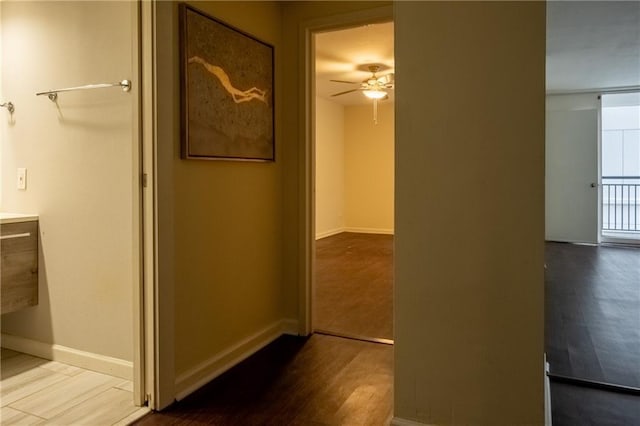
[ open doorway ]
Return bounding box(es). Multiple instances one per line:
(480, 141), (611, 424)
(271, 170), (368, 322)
(0, 2), (148, 422)
(600, 92), (640, 244)
(312, 22), (394, 344)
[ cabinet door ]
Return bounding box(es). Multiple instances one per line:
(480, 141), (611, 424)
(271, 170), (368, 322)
(1, 221), (38, 314)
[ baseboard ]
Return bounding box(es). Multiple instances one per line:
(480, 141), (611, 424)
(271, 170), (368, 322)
(343, 227), (394, 235)
(280, 318), (300, 336)
(174, 318), (297, 401)
(391, 417), (429, 426)
(315, 228), (344, 240)
(316, 227), (395, 240)
(0, 333), (133, 380)
(545, 238), (597, 246)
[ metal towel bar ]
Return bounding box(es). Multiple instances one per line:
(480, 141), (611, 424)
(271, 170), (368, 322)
(1, 233), (31, 240)
(36, 79), (132, 102)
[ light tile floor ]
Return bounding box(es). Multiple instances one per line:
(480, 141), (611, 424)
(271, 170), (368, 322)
(1, 348), (149, 425)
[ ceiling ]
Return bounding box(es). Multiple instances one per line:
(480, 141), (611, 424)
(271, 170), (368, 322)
(315, 2), (640, 103)
(315, 22), (394, 106)
(546, 1), (640, 93)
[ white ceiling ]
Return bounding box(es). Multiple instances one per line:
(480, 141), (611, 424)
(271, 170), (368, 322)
(314, 2), (640, 103)
(546, 1), (640, 92)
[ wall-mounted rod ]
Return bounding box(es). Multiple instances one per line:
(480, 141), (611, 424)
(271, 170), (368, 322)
(1, 101), (15, 113)
(36, 79), (131, 102)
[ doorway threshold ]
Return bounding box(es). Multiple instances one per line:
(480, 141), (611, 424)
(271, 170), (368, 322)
(314, 329), (394, 346)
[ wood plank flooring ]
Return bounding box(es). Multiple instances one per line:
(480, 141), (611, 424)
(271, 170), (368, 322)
(315, 232), (393, 340)
(545, 242), (640, 425)
(545, 242), (640, 387)
(133, 334), (393, 425)
(0, 348), (148, 425)
(551, 382), (640, 426)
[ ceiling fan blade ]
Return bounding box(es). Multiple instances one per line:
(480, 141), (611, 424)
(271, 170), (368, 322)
(378, 73), (395, 84)
(331, 88), (360, 97)
(330, 79), (358, 84)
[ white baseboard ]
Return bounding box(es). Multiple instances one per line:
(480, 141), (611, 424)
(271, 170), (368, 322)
(174, 318), (298, 401)
(316, 227), (394, 240)
(391, 417), (429, 426)
(280, 318), (300, 336)
(0, 333), (133, 380)
(545, 354), (552, 426)
(315, 228), (344, 240)
(344, 227), (394, 235)
(545, 238), (597, 246)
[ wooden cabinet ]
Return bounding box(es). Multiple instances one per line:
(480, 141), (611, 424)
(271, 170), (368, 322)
(1, 220), (39, 314)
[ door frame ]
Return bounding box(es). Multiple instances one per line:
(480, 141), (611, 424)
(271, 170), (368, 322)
(139, 0), (177, 410)
(297, 6), (393, 335)
(131, 0), (145, 406)
(134, 0), (162, 408)
(132, 0), (160, 407)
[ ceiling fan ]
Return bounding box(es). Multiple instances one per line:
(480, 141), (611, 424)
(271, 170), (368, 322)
(330, 65), (394, 100)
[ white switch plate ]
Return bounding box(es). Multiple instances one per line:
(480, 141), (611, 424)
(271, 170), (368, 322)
(17, 168), (27, 190)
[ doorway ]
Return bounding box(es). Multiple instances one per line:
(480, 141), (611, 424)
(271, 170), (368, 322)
(600, 92), (640, 243)
(0, 1), (148, 422)
(545, 93), (640, 423)
(311, 22), (395, 344)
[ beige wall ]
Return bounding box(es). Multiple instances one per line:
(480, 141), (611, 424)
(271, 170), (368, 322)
(344, 102), (394, 233)
(394, 2), (545, 424)
(315, 99), (393, 238)
(1, 1), (135, 363)
(315, 96), (345, 238)
(155, 1), (286, 386)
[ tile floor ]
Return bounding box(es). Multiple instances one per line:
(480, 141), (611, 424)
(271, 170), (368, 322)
(1, 348), (149, 425)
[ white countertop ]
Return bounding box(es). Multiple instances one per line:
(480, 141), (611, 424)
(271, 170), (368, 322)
(1, 212), (39, 224)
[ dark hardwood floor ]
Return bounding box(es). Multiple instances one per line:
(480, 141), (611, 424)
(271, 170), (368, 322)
(546, 241), (640, 425)
(133, 334), (393, 425)
(551, 382), (640, 426)
(314, 232), (393, 341)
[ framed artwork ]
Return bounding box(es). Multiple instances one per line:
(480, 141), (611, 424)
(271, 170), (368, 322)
(179, 4), (275, 161)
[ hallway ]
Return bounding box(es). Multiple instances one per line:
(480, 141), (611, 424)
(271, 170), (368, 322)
(134, 334), (392, 425)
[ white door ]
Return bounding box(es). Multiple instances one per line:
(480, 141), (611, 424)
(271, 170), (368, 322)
(545, 95), (599, 243)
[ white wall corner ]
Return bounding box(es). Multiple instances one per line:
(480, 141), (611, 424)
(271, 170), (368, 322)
(391, 417), (430, 426)
(315, 228), (345, 240)
(174, 319), (297, 401)
(0, 333), (133, 380)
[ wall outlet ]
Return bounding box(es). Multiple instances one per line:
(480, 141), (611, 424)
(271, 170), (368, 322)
(17, 168), (27, 190)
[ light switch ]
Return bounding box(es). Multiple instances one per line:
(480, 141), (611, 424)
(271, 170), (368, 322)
(17, 168), (27, 190)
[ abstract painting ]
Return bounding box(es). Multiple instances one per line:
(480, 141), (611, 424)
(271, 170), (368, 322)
(180, 4), (274, 161)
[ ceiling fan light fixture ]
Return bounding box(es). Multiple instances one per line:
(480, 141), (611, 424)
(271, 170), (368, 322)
(363, 89), (387, 99)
